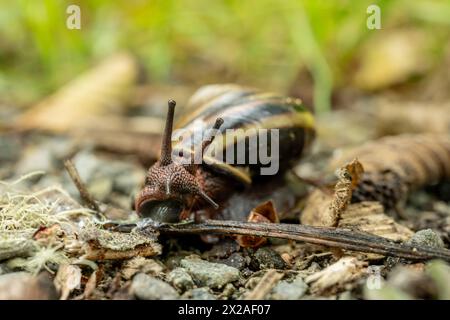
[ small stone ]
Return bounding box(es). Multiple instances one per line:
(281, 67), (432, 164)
(0, 272), (58, 300)
(271, 277), (308, 300)
(204, 240), (240, 259)
(220, 283), (236, 299)
(0, 134), (20, 162)
(387, 265), (435, 299)
(220, 253), (248, 270)
(183, 287), (217, 300)
(88, 178), (113, 202)
(167, 268), (194, 292)
(251, 247), (286, 270)
(407, 229), (444, 249)
(245, 276), (262, 290)
(426, 260), (450, 299)
(71, 151), (100, 182)
(0, 237), (36, 261)
(364, 284), (414, 300)
(130, 273), (179, 300)
(16, 147), (53, 175)
(241, 268), (253, 278)
(180, 257), (240, 289)
(114, 169), (145, 195)
(69, 151), (144, 202)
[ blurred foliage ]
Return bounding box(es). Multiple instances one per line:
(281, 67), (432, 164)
(0, 0), (449, 111)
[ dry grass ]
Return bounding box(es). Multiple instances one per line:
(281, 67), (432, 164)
(0, 171), (94, 274)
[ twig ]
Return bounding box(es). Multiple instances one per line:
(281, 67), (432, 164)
(244, 269), (283, 300)
(63, 159), (102, 219)
(153, 219), (450, 262)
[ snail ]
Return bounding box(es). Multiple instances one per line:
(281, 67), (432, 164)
(135, 84), (316, 225)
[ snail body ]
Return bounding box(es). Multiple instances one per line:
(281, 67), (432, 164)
(135, 84), (315, 223)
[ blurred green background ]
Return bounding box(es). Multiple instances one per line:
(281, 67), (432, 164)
(0, 0), (449, 112)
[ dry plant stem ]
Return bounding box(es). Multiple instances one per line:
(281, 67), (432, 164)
(244, 269), (283, 300)
(63, 159), (102, 218)
(155, 220), (450, 262)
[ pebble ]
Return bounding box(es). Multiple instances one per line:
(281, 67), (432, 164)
(68, 150), (144, 202)
(180, 257), (240, 289)
(16, 147), (53, 175)
(220, 283), (236, 298)
(251, 247), (287, 270)
(220, 252), (248, 270)
(0, 272), (58, 300)
(407, 229), (444, 248)
(0, 135), (21, 163)
(270, 277), (308, 300)
(167, 268), (195, 292)
(130, 273), (179, 300)
(183, 287), (217, 300)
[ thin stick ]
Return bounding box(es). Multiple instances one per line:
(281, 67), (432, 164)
(63, 159), (102, 218)
(244, 269), (283, 300)
(153, 219), (450, 262)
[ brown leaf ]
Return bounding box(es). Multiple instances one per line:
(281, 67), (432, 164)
(375, 101), (450, 136)
(16, 52), (139, 133)
(353, 29), (433, 91)
(237, 201), (279, 248)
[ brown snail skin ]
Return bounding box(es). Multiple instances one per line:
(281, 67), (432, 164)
(135, 84), (316, 225)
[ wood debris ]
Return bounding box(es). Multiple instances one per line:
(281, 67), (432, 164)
(80, 227), (162, 261)
(329, 134), (450, 212)
(244, 269), (284, 300)
(305, 256), (367, 295)
(301, 159), (365, 228)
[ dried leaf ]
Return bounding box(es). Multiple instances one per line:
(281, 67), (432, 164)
(237, 201), (279, 248)
(375, 101), (450, 136)
(54, 264), (82, 300)
(353, 29), (433, 90)
(17, 53), (139, 133)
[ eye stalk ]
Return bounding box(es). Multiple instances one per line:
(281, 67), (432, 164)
(160, 99), (176, 166)
(135, 99), (223, 222)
